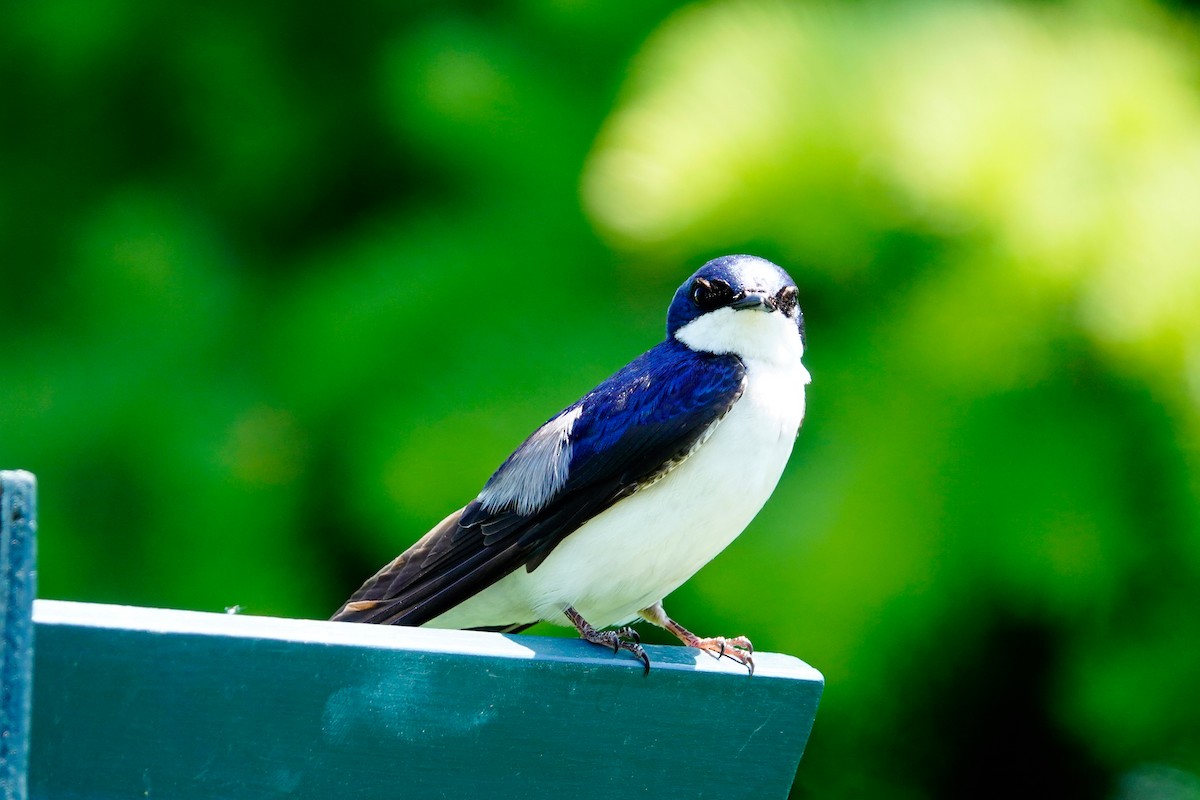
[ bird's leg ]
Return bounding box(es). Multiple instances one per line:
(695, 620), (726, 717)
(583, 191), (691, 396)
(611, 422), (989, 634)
(563, 605), (650, 675)
(640, 602), (755, 676)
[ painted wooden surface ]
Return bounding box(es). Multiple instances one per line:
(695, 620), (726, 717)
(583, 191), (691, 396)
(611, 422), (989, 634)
(30, 600), (822, 799)
(1, 471), (36, 800)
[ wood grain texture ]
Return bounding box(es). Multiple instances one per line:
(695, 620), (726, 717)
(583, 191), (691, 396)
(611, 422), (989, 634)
(1, 471), (37, 800)
(30, 600), (822, 799)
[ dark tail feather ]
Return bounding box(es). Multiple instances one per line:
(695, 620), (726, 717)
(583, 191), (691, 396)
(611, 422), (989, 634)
(330, 506), (467, 624)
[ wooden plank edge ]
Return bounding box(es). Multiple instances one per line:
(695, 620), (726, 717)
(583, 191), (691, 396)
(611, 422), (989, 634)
(33, 598), (824, 683)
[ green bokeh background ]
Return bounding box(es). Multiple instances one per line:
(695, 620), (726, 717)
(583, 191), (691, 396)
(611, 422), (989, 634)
(4, 1), (1200, 797)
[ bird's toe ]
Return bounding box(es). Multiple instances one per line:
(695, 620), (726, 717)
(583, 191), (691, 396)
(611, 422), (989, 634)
(690, 635), (754, 675)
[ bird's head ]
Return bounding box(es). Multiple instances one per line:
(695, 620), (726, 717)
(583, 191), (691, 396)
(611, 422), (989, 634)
(667, 255), (806, 366)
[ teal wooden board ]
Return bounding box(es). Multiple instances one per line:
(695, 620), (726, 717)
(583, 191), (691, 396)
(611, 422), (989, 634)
(30, 600), (822, 799)
(1, 471), (37, 800)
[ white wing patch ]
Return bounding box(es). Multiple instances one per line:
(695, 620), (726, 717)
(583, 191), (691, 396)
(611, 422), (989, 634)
(477, 405), (584, 515)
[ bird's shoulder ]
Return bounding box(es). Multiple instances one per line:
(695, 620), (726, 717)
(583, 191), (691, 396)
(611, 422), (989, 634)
(566, 340), (747, 465)
(477, 340), (746, 513)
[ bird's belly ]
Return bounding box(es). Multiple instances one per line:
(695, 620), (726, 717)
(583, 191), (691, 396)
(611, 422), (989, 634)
(426, 362), (806, 631)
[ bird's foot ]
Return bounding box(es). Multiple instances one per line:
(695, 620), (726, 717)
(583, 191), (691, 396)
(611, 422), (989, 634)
(680, 634), (755, 676)
(564, 606), (650, 675)
(639, 602), (754, 676)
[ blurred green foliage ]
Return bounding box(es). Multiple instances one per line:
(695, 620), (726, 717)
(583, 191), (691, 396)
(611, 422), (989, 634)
(3, 0), (1200, 797)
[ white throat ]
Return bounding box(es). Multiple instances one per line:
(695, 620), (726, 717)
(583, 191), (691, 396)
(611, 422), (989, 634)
(674, 307), (809, 377)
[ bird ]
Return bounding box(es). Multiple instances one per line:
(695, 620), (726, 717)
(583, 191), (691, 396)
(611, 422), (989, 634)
(332, 254), (811, 675)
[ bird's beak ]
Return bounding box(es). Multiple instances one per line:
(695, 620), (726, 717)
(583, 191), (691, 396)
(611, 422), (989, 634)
(729, 292), (776, 312)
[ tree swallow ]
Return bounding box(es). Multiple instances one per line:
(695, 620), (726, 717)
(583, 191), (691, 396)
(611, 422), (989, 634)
(333, 254), (811, 674)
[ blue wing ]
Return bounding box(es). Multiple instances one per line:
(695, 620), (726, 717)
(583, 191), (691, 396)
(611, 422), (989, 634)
(332, 340), (747, 627)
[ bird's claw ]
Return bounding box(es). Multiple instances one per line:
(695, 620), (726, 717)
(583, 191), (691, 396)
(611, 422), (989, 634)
(638, 604), (756, 677)
(589, 627), (649, 674)
(689, 635), (755, 676)
(565, 607), (651, 675)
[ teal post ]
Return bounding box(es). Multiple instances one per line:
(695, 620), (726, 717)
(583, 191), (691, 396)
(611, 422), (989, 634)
(0, 471), (37, 800)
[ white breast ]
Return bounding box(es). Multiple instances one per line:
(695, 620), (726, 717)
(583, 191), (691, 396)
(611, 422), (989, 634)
(427, 341), (810, 631)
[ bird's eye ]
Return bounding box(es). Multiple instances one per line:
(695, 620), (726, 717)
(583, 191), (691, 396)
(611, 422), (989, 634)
(775, 285), (798, 316)
(690, 277), (734, 311)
